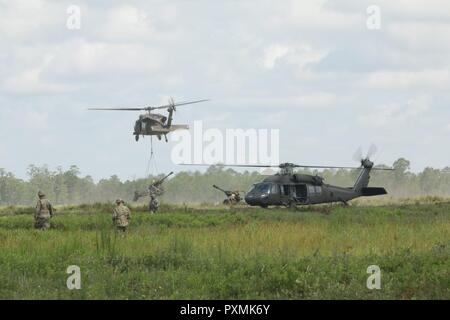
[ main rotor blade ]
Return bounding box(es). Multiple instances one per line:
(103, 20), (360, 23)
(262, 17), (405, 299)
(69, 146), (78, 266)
(367, 143), (378, 159)
(88, 108), (146, 111)
(180, 163), (394, 171)
(182, 163), (359, 170)
(294, 165), (394, 171)
(151, 99), (210, 110)
(293, 165), (362, 170)
(179, 163), (274, 168)
(353, 147), (363, 162)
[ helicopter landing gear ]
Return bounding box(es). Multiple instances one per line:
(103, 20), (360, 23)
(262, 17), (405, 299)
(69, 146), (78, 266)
(135, 135), (139, 142)
(157, 135), (162, 141)
(164, 134), (168, 142)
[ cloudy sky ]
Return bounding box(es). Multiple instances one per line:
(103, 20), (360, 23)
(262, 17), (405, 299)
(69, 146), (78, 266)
(0, 0), (449, 180)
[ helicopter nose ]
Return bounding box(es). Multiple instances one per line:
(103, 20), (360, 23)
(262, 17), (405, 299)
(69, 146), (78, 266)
(245, 193), (259, 206)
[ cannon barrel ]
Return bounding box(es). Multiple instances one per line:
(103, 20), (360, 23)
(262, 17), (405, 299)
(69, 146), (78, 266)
(153, 171), (174, 186)
(213, 185), (233, 196)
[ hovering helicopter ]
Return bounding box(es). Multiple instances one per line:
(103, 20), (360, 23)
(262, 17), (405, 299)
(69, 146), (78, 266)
(183, 147), (394, 208)
(89, 98), (209, 142)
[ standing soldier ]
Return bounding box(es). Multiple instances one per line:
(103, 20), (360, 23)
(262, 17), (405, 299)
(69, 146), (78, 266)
(112, 199), (131, 232)
(35, 191), (54, 230)
(148, 181), (161, 213)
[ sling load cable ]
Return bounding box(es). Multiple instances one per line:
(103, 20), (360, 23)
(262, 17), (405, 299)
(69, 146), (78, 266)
(145, 136), (159, 178)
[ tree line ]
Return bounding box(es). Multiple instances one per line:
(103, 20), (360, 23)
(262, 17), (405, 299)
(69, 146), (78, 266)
(0, 158), (449, 206)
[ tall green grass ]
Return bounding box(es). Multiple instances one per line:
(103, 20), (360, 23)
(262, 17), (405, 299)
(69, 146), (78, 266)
(0, 203), (448, 299)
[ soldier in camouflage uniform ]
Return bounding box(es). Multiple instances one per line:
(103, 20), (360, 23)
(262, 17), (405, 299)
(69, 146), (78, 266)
(34, 191), (54, 230)
(112, 199), (131, 232)
(148, 180), (161, 213)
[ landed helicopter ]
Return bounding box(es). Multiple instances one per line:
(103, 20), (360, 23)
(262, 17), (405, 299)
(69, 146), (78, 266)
(89, 98), (209, 142)
(183, 148), (394, 208)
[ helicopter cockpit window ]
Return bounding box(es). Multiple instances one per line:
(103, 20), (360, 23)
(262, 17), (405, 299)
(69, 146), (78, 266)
(315, 186), (322, 194)
(271, 184), (280, 195)
(250, 183), (271, 194)
(141, 121), (147, 131)
(308, 185), (315, 195)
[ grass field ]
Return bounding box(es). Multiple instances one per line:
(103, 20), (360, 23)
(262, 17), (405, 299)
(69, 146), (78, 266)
(0, 200), (449, 300)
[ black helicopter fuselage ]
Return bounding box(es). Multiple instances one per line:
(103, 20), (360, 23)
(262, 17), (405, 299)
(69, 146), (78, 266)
(133, 112), (188, 141)
(88, 98), (208, 142)
(244, 161), (387, 207)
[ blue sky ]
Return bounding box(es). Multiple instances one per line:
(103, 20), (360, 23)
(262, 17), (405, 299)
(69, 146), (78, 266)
(0, 0), (449, 181)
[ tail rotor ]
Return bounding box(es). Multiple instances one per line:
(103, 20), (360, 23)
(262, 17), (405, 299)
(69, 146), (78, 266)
(366, 143), (378, 160)
(168, 97), (176, 112)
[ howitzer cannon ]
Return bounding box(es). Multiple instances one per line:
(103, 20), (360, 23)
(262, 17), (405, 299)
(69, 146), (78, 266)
(213, 185), (242, 205)
(149, 171), (174, 196)
(134, 172), (174, 213)
(153, 171), (174, 187)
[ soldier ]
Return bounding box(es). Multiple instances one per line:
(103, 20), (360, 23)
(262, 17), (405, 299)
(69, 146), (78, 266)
(112, 199), (131, 232)
(34, 191), (54, 230)
(231, 190), (241, 204)
(149, 193), (159, 214)
(149, 179), (163, 196)
(229, 192), (237, 204)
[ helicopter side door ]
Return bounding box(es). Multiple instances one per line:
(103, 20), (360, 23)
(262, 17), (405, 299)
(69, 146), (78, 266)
(279, 184), (292, 205)
(294, 184), (308, 204)
(267, 183), (282, 205)
(307, 185), (323, 204)
(141, 119), (148, 134)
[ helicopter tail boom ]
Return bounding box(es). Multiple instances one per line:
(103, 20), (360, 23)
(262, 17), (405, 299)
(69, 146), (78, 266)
(361, 187), (387, 196)
(150, 125), (189, 133)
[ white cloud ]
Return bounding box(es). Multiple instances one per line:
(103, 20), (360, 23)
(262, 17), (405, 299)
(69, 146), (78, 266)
(96, 5), (154, 41)
(263, 44), (290, 69)
(262, 44), (328, 70)
(1, 52), (73, 94)
(363, 69), (450, 89)
(330, 0), (450, 19)
(23, 111), (49, 130)
(358, 95), (430, 128)
(0, 145), (5, 162)
(287, 0), (361, 29)
(2, 109), (49, 130)
(222, 92), (337, 109)
(0, 38), (163, 94)
(0, 0), (45, 36)
(59, 39), (162, 74)
(387, 22), (450, 52)
(443, 124), (450, 133)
